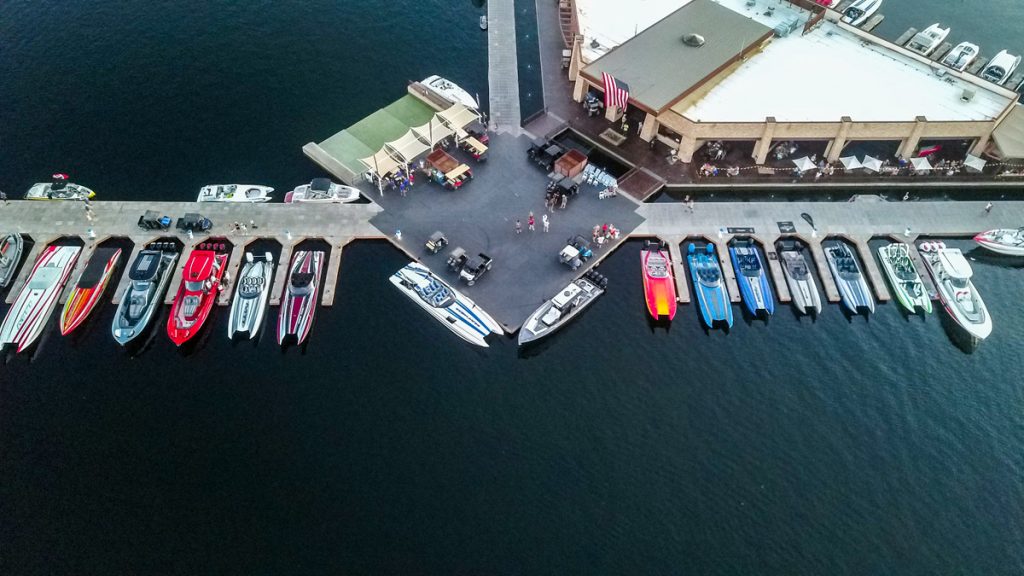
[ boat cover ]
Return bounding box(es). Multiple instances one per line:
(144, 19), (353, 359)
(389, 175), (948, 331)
(310, 178), (332, 192)
(128, 251), (162, 281)
(76, 248), (119, 287)
(552, 283), (582, 308)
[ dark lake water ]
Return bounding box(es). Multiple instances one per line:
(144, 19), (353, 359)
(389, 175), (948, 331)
(2, 1), (1023, 574)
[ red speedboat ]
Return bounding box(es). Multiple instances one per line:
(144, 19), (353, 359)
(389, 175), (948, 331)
(167, 245), (228, 346)
(60, 247), (122, 335)
(641, 240), (677, 320)
(277, 250), (323, 345)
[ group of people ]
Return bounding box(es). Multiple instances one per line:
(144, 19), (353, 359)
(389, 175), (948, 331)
(698, 163), (740, 178)
(380, 166), (416, 196)
(591, 222), (620, 246)
(514, 211), (550, 234)
(544, 187), (572, 211)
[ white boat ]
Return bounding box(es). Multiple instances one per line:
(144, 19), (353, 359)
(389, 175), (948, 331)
(422, 75), (478, 109)
(840, 0), (883, 27)
(941, 41), (980, 71)
(918, 242), (992, 340)
(284, 178), (361, 204)
(877, 243), (932, 314)
(25, 181), (95, 201)
(1, 233), (24, 288)
(228, 252), (274, 339)
(778, 244), (822, 315)
(519, 271), (607, 345)
(974, 228), (1024, 256)
(390, 262), (502, 347)
(197, 184), (273, 203)
(905, 23), (950, 57)
(0, 245), (81, 353)
(981, 50), (1021, 85)
(824, 242), (875, 314)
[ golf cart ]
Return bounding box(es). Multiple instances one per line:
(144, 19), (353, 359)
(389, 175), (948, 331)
(176, 213), (212, 233)
(447, 246), (467, 272)
(458, 253), (493, 286)
(527, 138), (567, 172)
(425, 231), (448, 254)
(558, 235), (593, 270)
(138, 210), (172, 231)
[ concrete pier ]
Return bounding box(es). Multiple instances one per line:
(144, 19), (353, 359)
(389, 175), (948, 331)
(269, 242), (297, 307)
(487, 0), (522, 133)
(851, 236), (891, 302)
(663, 236), (691, 304)
(896, 28), (918, 47)
(2, 200), (384, 306)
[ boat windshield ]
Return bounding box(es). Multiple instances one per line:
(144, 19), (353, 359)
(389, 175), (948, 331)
(185, 280), (207, 292)
(738, 254), (761, 274)
(845, 7), (863, 19)
(289, 272), (314, 296)
(126, 293), (150, 321)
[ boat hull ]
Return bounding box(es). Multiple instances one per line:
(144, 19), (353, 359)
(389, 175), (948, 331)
(0, 233), (25, 288)
(228, 254), (274, 339)
(877, 244), (932, 314)
(824, 243), (875, 314)
(277, 251), (323, 345)
(729, 245), (775, 316)
(687, 245), (733, 328)
(0, 245), (81, 352)
(60, 247), (122, 335)
(641, 244), (677, 320)
(390, 262), (501, 347)
(111, 249), (179, 345)
(779, 250), (822, 315)
(166, 250), (227, 346)
(973, 230), (1024, 256)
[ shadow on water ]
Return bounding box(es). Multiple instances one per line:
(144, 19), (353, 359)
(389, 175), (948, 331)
(938, 309), (980, 355)
(966, 248), (1024, 270)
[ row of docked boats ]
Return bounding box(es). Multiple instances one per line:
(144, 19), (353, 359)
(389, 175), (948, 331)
(0, 237), (327, 354)
(17, 178), (361, 204)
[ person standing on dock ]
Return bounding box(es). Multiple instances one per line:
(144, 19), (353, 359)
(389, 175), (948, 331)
(528, 212), (535, 232)
(984, 202), (993, 214)
(515, 219), (522, 234)
(542, 214), (549, 233)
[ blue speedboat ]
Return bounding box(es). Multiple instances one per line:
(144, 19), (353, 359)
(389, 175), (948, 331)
(687, 243), (733, 328)
(729, 240), (775, 317)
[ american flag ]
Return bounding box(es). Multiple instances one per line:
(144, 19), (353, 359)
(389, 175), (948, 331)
(601, 72), (629, 110)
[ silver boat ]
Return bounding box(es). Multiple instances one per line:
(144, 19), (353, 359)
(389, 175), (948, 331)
(779, 244), (822, 315)
(0, 233), (24, 288)
(824, 242), (875, 314)
(518, 270), (607, 345)
(228, 252), (274, 339)
(111, 245), (179, 345)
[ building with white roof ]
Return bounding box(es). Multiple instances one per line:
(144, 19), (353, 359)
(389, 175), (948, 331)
(566, 0), (1019, 163)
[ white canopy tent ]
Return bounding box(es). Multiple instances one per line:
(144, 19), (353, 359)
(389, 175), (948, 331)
(386, 130), (431, 166)
(791, 156), (817, 172)
(412, 117), (455, 148)
(964, 154), (987, 173)
(437, 104), (481, 137)
(839, 156), (862, 170)
(359, 149), (403, 195)
(862, 155), (883, 173)
(910, 157), (932, 172)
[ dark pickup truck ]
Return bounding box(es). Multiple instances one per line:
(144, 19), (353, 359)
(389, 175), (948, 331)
(527, 138), (567, 172)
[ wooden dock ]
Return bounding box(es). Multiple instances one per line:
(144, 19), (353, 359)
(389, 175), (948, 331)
(930, 42), (953, 62)
(862, 15), (884, 33)
(3, 200), (385, 306)
(895, 27), (918, 47)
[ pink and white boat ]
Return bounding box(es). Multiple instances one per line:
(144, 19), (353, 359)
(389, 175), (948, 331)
(277, 250), (323, 345)
(0, 245), (81, 352)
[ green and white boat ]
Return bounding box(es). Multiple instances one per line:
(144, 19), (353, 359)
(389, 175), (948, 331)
(877, 243), (932, 314)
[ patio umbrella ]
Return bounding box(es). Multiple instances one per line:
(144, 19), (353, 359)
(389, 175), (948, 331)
(861, 155), (883, 173)
(839, 156), (862, 170)
(964, 154), (987, 173)
(911, 157), (932, 172)
(791, 156), (817, 172)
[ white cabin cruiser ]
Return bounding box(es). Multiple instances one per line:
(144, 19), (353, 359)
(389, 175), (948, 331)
(228, 252), (274, 339)
(779, 245), (822, 315)
(25, 181), (95, 201)
(422, 75), (478, 109)
(918, 242), (992, 340)
(197, 184), (273, 203)
(390, 262), (502, 347)
(974, 228), (1024, 256)
(941, 42), (980, 71)
(905, 24), (950, 57)
(841, 0), (883, 27)
(981, 50), (1021, 85)
(284, 178), (361, 203)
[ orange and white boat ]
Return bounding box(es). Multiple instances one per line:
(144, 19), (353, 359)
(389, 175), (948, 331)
(60, 247), (122, 335)
(641, 240), (677, 320)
